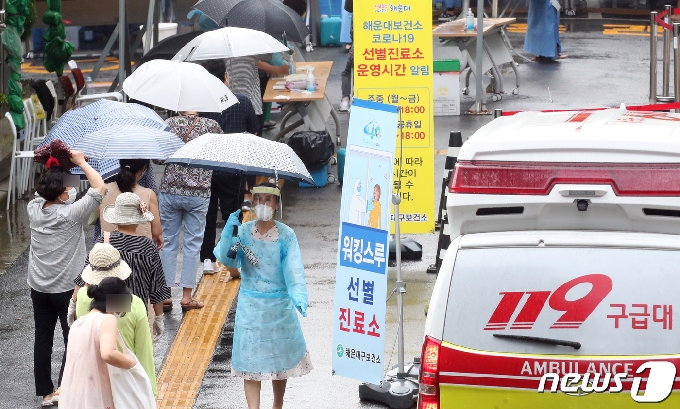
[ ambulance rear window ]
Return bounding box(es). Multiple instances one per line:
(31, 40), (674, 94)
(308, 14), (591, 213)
(443, 247), (680, 355)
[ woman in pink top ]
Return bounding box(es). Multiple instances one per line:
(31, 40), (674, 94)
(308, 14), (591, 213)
(59, 276), (137, 408)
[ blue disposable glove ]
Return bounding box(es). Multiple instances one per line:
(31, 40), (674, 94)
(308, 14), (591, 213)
(296, 302), (308, 317)
(367, 200), (374, 212)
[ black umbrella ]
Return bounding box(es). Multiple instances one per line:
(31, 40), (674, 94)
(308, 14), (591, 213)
(138, 31), (204, 64)
(193, 0), (309, 44)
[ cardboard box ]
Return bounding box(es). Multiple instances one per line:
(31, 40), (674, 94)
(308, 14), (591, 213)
(434, 71), (460, 116)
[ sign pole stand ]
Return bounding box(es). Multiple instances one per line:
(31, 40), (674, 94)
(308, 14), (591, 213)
(358, 108), (419, 409)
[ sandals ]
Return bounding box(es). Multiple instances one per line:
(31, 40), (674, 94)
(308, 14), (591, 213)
(41, 397), (54, 407)
(163, 299), (173, 312)
(180, 299), (204, 311)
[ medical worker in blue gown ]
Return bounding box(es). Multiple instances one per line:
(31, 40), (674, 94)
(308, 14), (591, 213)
(214, 182), (312, 409)
(524, 0), (563, 61)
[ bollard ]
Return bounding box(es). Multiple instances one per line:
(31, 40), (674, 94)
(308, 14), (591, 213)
(651, 11), (658, 104)
(675, 23), (680, 112)
(664, 5), (672, 99)
(427, 131), (463, 274)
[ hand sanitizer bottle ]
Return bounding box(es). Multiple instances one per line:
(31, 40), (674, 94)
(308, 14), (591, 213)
(466, 8), (474, 32)
(306, 67), (316, 92)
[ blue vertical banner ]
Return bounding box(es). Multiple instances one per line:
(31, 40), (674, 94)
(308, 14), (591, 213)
(332, 99), (398, 384)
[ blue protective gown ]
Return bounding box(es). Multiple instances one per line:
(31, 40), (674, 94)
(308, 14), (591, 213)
(524, 0), (562, 60)
(215, 211), (309, 374)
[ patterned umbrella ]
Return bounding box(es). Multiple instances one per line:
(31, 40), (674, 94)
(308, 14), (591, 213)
(165, 132), (314, 185)
(192, 0), (309, 43)
(38, 100), (169, 178)
(71, 125), (184, 160)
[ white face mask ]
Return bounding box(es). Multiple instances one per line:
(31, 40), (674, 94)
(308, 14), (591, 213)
(59, 188), (77, 205)
(253, 204), (274, 221)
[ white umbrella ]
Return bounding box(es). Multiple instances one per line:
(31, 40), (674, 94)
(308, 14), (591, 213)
(122, 59), (238, 112)
(173, 27), (289, 61)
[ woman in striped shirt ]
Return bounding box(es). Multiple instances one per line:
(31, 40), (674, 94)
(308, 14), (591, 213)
(72, 193), (170, 341)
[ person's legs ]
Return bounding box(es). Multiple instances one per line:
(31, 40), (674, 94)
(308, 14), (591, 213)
(179, 196), (210, 303)
(159, 193), (183, 287)
(340, 46), (353, 111)
(53, 291), (71, 389)
(31, 289), (57, 398)
(264, 102), (272, 122)
(256, 114), (265, 136)
(218, 173), (245, 222)
(200, 178), (220, 265)
(272, 379), (288, 409)
(244, 380), (261, 409)
(263, 103), (275, 128)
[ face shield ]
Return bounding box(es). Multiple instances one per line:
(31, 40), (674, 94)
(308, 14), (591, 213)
(251, 186), (282, 221)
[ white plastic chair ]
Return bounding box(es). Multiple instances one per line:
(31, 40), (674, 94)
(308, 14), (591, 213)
(22, 99), (34, 150)
(18, 100), (37, 196)
(76, 91), (124, 106)
(45, 80), (59, 124)
(6, 112), (35, 210)
(22, 98), (46, 194)
(29, 95), (48, 145)
(69, 60), (124, 107)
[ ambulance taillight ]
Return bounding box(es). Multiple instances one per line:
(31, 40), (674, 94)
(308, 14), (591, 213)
(449, 161), (680, 196)
(418, 336), (441, 409)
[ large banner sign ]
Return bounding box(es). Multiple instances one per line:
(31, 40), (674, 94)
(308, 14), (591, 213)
(354, 0), (434, 234)
(332, 99), (398, 384)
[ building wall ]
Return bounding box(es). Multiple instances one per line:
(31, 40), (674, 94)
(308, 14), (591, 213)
(33, 0), (199, 27)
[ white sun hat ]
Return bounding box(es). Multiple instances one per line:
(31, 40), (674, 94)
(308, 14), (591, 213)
(81, 243), (132, 285)
(102, 192), (154, 226)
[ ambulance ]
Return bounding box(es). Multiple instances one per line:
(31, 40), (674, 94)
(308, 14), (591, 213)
(419, 108), (680, 409)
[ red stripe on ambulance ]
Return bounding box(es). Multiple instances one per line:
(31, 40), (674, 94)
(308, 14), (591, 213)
(438, 343), (680, 391)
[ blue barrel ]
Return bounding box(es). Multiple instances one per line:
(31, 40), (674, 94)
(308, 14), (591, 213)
(320, 16), (342, 46)
(337, 148), (346, 185)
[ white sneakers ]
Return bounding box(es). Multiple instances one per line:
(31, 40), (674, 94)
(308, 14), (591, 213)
(339, 97), (350, 112)
(203, 259), (217, 275)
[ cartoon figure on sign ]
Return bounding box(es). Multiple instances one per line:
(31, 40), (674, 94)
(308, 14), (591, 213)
(363, 120), (381, 139)
(367, 184), (382, 229)
(349, 179), (367, 225)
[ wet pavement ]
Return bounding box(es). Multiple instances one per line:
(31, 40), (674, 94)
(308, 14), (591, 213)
(0, 17), (659, 408)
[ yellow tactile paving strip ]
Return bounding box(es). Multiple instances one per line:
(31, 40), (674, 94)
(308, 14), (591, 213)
(21, 56), (136, 74)
(156, 270), (240, 409)
(506, 23), (566, 34)
(602, 23), (663, 36)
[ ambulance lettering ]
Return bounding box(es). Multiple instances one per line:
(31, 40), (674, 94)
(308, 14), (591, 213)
(484, 274), (612, 330)
(615, 111), (680, 123)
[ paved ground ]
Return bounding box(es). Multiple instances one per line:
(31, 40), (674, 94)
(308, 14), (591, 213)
(0, 16), (660, 408)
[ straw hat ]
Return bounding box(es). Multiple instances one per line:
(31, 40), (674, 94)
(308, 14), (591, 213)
(81, 243), (132, 285)
(102, 192), (154, 225)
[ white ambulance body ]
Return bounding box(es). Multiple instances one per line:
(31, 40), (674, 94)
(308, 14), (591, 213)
(419, 109), (680, 409)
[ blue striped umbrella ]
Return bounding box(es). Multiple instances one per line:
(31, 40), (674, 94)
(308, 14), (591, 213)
(38, 100), (169, 179)
(71, 125), (184, 160)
